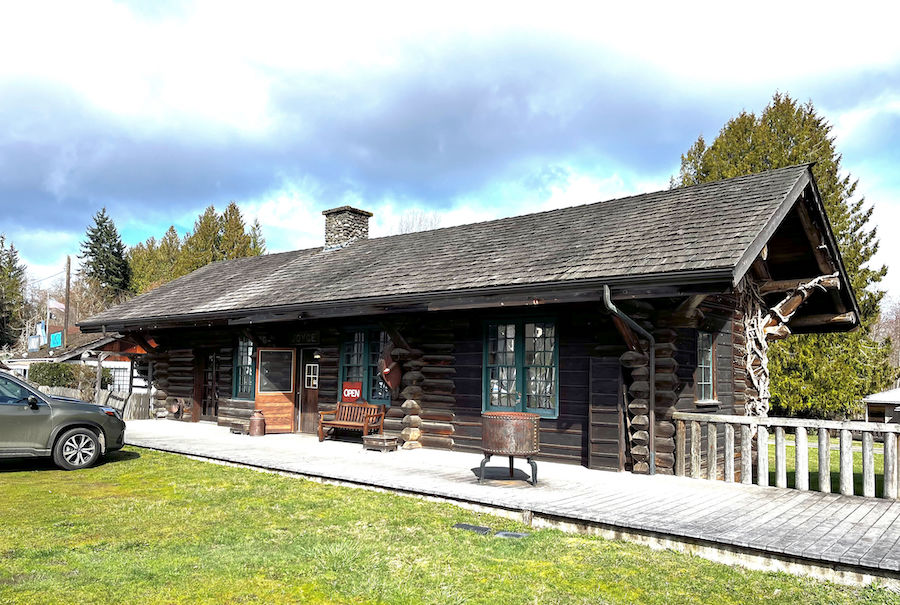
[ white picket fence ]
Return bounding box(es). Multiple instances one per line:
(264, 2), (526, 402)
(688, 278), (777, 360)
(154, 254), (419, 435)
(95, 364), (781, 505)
(36, 385), (152, 421)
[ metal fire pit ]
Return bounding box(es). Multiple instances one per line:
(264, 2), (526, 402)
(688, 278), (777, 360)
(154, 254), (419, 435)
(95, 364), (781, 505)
(479, 411), (540, 485)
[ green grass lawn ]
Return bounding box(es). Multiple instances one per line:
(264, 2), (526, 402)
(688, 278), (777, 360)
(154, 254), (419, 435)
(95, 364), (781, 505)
(1, 448), (896, 604)
(766, 442), (886, 495)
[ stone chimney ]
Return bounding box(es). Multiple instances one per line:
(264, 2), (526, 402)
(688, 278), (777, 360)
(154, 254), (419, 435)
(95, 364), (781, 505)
(322, 206), (373, 249)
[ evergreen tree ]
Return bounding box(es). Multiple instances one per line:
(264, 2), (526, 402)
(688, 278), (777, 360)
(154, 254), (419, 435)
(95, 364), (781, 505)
(127, 237), (159, 294)
(249, 219), (266, 256)
(219, 202), (253, 260)
(79, 208), (132, 300)
(677, 93), (895, 418)
(175, 205), (222, 277)
(128, 226), (186, 293)
(0, 235), (27, 348)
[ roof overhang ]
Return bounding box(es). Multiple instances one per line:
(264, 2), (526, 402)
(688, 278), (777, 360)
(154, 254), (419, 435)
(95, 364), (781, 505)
(79, 267), (735, 333)
(731, 165), (860, 333)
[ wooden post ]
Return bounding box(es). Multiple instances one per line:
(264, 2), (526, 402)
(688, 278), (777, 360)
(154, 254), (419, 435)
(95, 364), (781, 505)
(885, 433), (898, 500)
(724, 424), (734, 483)
(127, 357), (134, 394)
(818, 428), (831, 494)
(707, 423), (718, 480)
(94, 353), (104, 404)
(691, 421), (701, 479)
(840, 429), (853, 496)
(741, 425), (752, 484)
(757, 427), (769, 487)
(675, 420), (686, 477)
(795, 427), (809, 491)
(862, 432), (875, 498)
(775, 427), (787, 488)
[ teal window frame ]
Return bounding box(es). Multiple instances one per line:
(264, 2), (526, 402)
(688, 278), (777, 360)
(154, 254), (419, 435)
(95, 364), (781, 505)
(482, 318), (559, 419)
(339, 328), (392, 406)
(232, 337), (256, 400)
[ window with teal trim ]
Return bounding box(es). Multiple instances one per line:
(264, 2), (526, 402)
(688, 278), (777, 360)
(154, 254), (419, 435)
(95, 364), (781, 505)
(484, 320), (558, 418)
(233, 337), (256, 399)
(340, 329), (392, 405)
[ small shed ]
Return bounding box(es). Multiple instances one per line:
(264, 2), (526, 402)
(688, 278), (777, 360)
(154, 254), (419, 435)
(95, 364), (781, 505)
(864, 387), (900, 423)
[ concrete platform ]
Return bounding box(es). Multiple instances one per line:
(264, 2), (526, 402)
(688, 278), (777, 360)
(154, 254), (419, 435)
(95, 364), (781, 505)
(125, 419), (900, 588)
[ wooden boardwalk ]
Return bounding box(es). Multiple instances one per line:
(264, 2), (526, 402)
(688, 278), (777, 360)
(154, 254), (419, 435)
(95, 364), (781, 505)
(125, 420), (900, 585)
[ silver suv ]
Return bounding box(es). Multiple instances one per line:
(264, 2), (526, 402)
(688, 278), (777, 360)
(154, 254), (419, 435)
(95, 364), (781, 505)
(0, 370), (126, 470)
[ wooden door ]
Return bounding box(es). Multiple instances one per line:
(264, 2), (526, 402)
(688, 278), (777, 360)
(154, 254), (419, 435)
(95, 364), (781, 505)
(255, 348), (296, 433)
(297, 349), (319, 434)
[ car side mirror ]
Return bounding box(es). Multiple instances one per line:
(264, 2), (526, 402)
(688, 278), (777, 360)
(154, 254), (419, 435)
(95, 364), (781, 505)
(27, 395), (39, 409)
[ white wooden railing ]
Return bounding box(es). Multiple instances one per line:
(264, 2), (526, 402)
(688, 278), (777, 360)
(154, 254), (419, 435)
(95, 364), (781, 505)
(672, 411), (900, 499)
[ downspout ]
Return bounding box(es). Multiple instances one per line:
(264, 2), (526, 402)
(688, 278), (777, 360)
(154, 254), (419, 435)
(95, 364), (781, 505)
(603, 285), (656, 475)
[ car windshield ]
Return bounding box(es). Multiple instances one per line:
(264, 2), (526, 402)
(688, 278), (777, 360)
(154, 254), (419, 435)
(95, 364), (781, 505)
(0, 375), (35, 404)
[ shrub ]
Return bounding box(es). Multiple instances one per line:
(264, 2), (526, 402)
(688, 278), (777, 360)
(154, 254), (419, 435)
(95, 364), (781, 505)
(28, 362), (112, 391)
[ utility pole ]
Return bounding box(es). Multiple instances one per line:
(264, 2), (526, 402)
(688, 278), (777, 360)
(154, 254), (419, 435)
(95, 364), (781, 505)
(63, 256), (71, 349)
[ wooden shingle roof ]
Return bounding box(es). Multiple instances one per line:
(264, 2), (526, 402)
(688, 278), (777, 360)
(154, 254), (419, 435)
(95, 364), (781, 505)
(81, 164), (838, 330)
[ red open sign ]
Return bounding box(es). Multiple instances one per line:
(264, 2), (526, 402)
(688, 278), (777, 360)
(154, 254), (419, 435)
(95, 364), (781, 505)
(341, 381), (363, 402)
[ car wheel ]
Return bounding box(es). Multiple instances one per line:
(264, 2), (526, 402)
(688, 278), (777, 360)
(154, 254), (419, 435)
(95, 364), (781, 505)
(53, 428), (101, 470)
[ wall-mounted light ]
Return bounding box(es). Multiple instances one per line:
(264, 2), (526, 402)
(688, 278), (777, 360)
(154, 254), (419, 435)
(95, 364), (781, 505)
(313, 349), (322, 360)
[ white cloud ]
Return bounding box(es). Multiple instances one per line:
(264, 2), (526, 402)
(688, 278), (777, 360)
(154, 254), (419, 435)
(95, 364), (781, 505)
(3, 0), (899, 142)
(830, 95), (900, 149)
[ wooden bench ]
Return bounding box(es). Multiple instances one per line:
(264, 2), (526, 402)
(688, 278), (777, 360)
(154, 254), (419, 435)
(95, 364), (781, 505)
(318, 400), (385, 442)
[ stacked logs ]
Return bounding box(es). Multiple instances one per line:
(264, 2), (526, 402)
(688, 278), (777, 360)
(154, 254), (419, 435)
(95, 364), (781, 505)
(621, 349), (650, 473)
(652, 328), (680, 475)
(393, 346), (424, 448)
(386, 326), (457, 450)
(148, 350), (169, 417)
(412, 327), (456, 450)
(165, 348), (195, 421)
(617, 303), (681, 475)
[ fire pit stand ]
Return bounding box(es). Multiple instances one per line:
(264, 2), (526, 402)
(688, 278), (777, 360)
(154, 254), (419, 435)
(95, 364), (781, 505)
(478, 411), (540, 485)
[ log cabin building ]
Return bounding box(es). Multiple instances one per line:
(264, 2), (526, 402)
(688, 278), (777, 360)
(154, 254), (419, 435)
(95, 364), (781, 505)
(79, 164), (859, 475)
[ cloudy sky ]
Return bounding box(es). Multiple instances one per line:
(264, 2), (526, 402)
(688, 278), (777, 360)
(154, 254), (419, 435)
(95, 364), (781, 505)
(2, 1), (899, 301)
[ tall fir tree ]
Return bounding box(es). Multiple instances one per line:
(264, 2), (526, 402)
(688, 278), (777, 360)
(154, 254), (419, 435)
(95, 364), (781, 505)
(249, 218), (266, 256)
(219, 202), (253, 260)
(129, 204), (265, 293)
(79, 208), (132, 301)
(0, 235), (27, 349)
(677, 93), (895, 418)
(175, 205), (222, 277)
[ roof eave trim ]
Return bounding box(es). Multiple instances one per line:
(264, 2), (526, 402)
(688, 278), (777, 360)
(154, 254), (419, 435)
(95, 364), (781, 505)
(805, 169), (863, 326)
(78, 267), (735, 332)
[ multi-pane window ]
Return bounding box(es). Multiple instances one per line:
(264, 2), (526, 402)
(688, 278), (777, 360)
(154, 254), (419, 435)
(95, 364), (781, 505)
(108, 367), (130, 392)
(340, 330), (392, 405)
(484, 320), (558, 418)
(233, 337), (256, 399)
(697, 331), (715, 401)
(304, 363), (319, 389)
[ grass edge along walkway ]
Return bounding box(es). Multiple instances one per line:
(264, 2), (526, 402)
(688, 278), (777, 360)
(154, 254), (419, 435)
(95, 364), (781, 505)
(1, 447), (898, 605)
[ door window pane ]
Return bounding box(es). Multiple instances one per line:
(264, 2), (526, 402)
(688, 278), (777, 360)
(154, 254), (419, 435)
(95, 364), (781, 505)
(258, 350), (294, 393)
(304, 364), (319, 389)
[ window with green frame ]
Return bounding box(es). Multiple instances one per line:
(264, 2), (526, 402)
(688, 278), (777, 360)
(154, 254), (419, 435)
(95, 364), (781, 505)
(233, 337), (256, 400)
(340, 329), (392, 405)
(483, 320), (558, 418)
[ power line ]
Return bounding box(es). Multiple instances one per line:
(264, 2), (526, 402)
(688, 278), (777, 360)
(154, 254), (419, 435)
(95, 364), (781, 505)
(31, 270), (65, 284)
